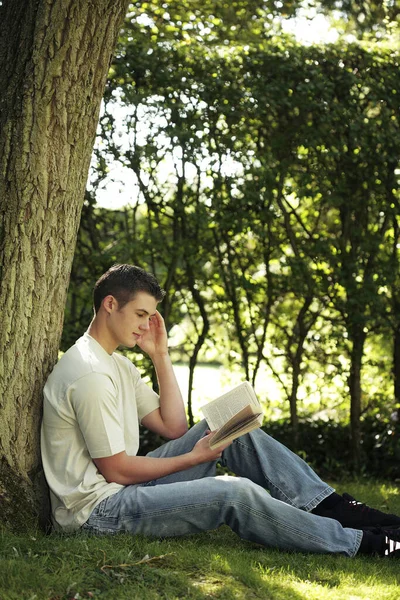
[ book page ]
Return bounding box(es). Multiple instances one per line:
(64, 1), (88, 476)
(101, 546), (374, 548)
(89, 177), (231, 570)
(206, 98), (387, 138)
(200, 381), (260, 431)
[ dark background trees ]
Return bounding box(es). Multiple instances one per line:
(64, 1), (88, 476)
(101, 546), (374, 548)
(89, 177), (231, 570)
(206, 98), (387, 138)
(64, 2), (400, 476)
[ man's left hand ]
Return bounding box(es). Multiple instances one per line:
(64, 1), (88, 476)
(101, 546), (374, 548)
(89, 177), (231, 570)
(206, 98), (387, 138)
(137, 310), (168, 358)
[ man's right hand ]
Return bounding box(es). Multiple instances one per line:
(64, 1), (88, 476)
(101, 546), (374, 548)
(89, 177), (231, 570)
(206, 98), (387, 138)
(189, 432), (232, 464)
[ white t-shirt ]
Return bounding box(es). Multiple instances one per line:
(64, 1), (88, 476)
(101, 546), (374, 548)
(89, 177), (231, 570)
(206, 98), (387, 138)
(41, 332), (160, 532)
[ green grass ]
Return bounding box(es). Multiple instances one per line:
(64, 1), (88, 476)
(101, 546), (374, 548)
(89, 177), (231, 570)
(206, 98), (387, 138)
(1, 480), (399, 600)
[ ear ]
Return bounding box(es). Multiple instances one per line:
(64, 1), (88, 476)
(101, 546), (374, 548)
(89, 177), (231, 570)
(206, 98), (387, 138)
(102, 295), (118, 315)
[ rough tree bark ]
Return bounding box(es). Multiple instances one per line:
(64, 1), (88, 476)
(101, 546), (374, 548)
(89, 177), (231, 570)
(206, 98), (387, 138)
(0, 0), (130, 530)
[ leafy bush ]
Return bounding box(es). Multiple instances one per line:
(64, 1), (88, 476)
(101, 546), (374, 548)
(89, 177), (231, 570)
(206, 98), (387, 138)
(262, 416), (400, 480)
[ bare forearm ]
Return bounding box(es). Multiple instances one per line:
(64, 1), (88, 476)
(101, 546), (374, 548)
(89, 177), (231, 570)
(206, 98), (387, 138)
(152, 353), (188, 435)
(97, 452), (195, 485)
(94, 434), (229, 485)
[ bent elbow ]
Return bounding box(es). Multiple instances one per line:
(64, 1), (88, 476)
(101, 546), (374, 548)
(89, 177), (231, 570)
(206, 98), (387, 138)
(179, 422), (189, 437)
(104, 474), (117, 484)
(169, 422), (188, 439)
(103, 471), (128, 485)
(101, 470), (119, 484)
(95, 463), (128, 485)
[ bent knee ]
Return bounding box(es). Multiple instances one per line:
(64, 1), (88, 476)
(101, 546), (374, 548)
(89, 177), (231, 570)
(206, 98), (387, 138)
(214, 475), (265, 503)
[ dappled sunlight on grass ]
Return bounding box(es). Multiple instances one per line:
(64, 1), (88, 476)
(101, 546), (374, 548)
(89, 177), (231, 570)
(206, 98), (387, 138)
(379, 482), (400, 498)
(253, 555), (400, 600)
(1, 480), (400, 599)
(288, 578), (400, 600)
(209, 552), (232, 573)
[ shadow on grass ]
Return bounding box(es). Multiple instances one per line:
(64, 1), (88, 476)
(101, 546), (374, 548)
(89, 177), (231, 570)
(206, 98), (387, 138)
(0, 527), (316, 600)
(1, 477), (400, 600)
(182, 527), (400, 599)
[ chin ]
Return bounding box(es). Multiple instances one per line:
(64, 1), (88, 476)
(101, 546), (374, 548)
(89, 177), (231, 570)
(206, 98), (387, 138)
(119, 340), (137, 349)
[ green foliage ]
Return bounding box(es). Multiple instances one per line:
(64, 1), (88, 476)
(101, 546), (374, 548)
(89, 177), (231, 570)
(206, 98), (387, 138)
(317, 0), (400, 38)
(264, 415), (400, 479)
(65, 0), (400, 467)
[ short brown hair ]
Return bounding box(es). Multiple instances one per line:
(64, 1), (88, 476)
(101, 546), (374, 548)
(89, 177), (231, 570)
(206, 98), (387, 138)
(93, 264), (165, 313)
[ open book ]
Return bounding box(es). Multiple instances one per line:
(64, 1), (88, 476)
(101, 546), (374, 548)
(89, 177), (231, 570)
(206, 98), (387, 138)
(200, 381), (263, 449)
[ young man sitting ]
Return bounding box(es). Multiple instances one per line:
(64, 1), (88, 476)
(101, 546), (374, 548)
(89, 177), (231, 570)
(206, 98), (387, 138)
(41, 264), (400, 557)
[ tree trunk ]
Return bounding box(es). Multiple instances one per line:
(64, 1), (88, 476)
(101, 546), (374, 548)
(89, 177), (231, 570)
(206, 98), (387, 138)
(0, 0), (129, 530)
(288, 296), (315, 448)
(394, 322), (400, 422)
(348, 329), (366, 472)
(289, 368), (300, 448)
(186, 282), (210, 428)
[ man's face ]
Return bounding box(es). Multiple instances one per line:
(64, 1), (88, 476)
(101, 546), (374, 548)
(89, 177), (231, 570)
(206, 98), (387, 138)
(108, 291), (158, 349)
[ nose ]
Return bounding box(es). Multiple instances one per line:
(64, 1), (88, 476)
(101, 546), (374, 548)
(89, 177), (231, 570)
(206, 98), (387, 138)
(139, 319), (150, 331)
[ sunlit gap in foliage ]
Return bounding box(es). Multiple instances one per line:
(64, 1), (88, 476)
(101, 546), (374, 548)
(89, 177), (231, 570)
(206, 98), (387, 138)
(89, 2), (346, 211)
(89, 90), (245, 210)
(281, 3), (340, 44)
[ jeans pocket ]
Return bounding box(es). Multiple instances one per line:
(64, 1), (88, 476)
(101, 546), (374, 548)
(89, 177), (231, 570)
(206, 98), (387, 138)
(96, 495), (113, 517)
(83, 494), (121, 534)
(91, 492), (120, 518)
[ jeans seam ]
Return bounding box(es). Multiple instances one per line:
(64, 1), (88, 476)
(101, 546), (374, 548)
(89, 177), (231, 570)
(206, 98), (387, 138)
(120, 500), (222, 519)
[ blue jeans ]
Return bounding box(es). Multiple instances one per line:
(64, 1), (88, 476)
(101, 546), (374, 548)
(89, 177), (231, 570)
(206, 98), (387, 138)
(82, 420), (363, 556)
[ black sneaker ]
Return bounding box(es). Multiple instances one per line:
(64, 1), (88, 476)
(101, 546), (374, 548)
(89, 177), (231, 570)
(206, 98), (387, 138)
(378, 529), (400, 558)
(316, 493), (400, 530)
(384, 537), (400, 558)
(360, 528), (400, 558)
